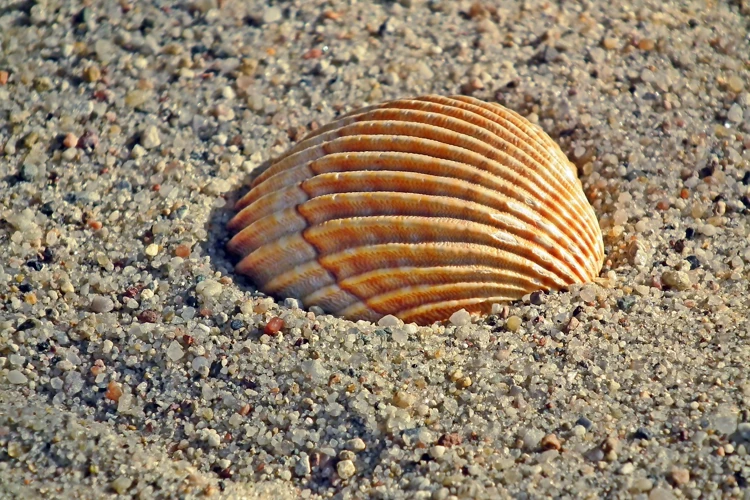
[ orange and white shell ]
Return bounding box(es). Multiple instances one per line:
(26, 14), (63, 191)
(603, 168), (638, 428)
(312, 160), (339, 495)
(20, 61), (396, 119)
(227, 95), (604, 325)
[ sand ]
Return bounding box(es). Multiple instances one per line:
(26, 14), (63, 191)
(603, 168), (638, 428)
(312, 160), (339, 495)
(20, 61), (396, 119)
(2, 0), (750, 498)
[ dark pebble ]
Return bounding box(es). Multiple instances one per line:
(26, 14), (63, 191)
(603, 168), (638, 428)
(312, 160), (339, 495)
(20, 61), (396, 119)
(698, 165), (714, 179)
(18, 283), (33, 293)
(740, 195), (750, 209)
(672, 239), (685, 253)
(230, 319), (243, 330)
(685, 227), (695, 240)
(616, 296), (636, 312)
(36, 340), (50, 352)
(743, 171), (750, 186)
(685, 255), (700, 270)
(26, 259), (44, 271)
(576, 416), (593, 430)
(41, 247), (55, 263)
(530, 291), (545, 305)
(633, 427), (653, 440)
(16, 319), (37, 331)
(186, 296), (198, 308)
(572, 305), (584, 317)
(40, 202), (54, 216)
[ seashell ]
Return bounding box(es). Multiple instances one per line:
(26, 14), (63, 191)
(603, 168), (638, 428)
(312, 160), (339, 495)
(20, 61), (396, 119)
(227, 95), (604, 325)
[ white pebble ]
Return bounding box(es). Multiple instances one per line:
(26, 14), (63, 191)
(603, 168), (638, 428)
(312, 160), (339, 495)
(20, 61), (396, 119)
(144, 244), (159, 257)
(336, 459), (356, 479)
(166, 340), (184, 361)
(195, 279), (222, 298)
(449, 308), (471, 326)
(377, 314), (401, 327)
(6, 370), (27, 384)
(140, 125), (161, 149)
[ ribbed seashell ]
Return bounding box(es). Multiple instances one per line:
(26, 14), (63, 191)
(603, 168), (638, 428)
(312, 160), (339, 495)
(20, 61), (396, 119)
(228, 95), (604, 325)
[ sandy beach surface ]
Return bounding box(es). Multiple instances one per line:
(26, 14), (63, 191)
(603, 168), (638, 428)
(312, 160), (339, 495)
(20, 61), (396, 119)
(2, 0), (750, 498)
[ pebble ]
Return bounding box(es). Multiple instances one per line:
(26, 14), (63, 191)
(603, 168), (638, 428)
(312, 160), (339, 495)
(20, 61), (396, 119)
(336, 459), (356, 480)
(346, 438), (366, 452)
(110, 476), (132, 494)
(505, 315), (522, 332)
(671, 467), (690, 486)
(727, 103), (743, 123)
(90, 295), (114, 313)
(263, 6), (283, 23)
(618, 462), (635, 475)
(195, 279), (222, 299)
(144, 244), (159, 257)
(140, 126), (161, 149)
(7, 370), (27, 384)
(448, 308), (470, 326)
(661, 271), (691, 290)
(166, 341), (184, 361)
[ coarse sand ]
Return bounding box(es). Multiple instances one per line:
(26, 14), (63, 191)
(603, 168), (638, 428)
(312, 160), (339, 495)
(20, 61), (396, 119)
(2, 0), (750, 498)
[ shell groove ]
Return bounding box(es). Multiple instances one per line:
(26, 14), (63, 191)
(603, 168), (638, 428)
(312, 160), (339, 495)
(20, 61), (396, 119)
(228, 95), (604, 325)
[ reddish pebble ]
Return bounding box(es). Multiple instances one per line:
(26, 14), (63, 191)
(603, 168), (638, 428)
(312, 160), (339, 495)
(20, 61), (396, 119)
(62, 133), (78, 149)
(680, 188), (689, 199)
(174, 244), (191, 258)
(437, 433), (462, 448)
(182, 334), (195, 346)
(91, 359), (106, 376)
(239, 403), (252, 416)
(264, 317), (284, 335)
(105, 381), (123, 402)
(0, 70), (8, 85)
(138, 309), (159, 323)
(303, 48), (323, 59)
(656, 199), (670, 210)
(152, 184), (161, 192)
(87, 220), (103, 230)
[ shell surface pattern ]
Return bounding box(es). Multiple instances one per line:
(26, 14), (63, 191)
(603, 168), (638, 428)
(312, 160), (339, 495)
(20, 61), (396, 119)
(228, 95), (604, 325)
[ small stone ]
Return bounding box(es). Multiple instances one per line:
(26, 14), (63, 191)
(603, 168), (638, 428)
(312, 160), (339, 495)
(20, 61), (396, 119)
(110, 476), (133, 494)
(131, 144), (146, 158)
(7, 370), (27, 384)
(105, 381), (123, 402)
(728, 103), (743, 123)
(616, 296), (636, 312)
(728, 75), (744, 93)
(144, 244), (159, 257)
(579, 285), (597, 302)
(195, 279), (222, 299)
(62, 133), (78, 149)
(429, 445), (446, 459)
(140, 125), (161, 149)
(449, 308), (471, 326)
(505, 315), (522, 332)
(661, 271), (691, 290)
(346, 438), (366, 452)
(264, 317), (284, 336)
(336, 459), (356, 480)
(736, 422), (750, 441)
(83, 66), (101, 82)
(393, 390), (415, 408)
(529, 291), (545, 305)
(649, 488), (676, 500)
(263, 6), (282, 23)
(540, 434), (562, 451)
(90, 295), (114, 313)
(565, 316), (580, 333)
(619, 462), (635, 475)
(295, 455), (311, 477)
(670, 467), (690, 486)
(138, 310), (158, 323)
(166, 340), (184, 361)
(378, 314), (401, 327)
